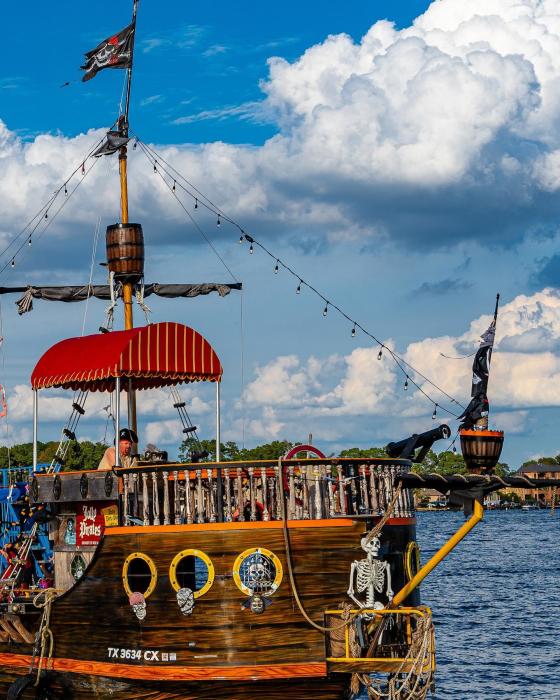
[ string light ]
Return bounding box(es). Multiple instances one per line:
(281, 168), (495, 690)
(432, 404), (438, 420)
(133, 140), (138, 150)
(28, 237), (32, 247)
(81, 162), (85, 175)
(64, 184), (68, 196)
(217, 214), (221, 226)
(452, 445), (457, 453)
(133, 137), (464, 420)
(153, 161), (157, 174)
(10, 259), (15, 268)
(172, 180), (176, 192)
(44, 211), (48, 219)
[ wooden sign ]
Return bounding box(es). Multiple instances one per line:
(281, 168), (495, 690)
(76, 503), (105, 546)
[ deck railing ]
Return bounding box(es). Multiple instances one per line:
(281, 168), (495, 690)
(119, 459), (414, 526)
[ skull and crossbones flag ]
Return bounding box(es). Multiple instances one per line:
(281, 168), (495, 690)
(81, 22), (135, 82)
(458, 295), (499, 429)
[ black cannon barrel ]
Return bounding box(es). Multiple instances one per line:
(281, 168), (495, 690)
(395, 472), (560, 493)
(386, 424), (451, 458)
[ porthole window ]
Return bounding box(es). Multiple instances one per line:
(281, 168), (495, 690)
(233, 547), (283, 597)
(169, 549), (214, 598)
(122, 552), (157, 599)
(404, 541), (421, 582)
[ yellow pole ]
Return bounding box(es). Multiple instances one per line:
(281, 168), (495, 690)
(391, 500), (484, 607)
(119, 145), (138, 442)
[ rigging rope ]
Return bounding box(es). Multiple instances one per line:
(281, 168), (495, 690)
(0, 126), (114, 270)
(133, 135), (464, 418)
(82, 215), (102, 336)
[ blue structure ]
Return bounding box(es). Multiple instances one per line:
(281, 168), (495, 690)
(0, 464), (54, 580)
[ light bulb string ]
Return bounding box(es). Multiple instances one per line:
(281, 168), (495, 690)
(134, 135), (464, 418)
(0, 157), (101, 278)
(135, 140), (239, 284)
(0, 125), (115, 271)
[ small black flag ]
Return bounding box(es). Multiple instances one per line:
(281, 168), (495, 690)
(93, 131), (130, 157)
(81, 22), (135, 82)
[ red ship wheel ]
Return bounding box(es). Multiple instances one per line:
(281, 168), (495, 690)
(282, 444), (327, 496)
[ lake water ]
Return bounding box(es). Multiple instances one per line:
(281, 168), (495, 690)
(405, 510), (560, 699)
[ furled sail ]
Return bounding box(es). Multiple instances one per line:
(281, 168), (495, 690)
(0, 283), (242, 315)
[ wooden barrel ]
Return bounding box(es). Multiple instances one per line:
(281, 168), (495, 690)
(106, 223), (144, 277)
(460, 429), (504, 473)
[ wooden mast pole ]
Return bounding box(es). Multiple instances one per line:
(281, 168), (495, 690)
(119, 0), (139, 443)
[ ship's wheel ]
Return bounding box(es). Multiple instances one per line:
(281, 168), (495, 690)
(282, 444), (327, 509)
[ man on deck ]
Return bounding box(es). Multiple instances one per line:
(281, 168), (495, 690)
(98, 428), (138, 470)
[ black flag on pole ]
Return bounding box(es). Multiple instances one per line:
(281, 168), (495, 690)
(81, 22), (135, 82)
(458, 298), (499, 430)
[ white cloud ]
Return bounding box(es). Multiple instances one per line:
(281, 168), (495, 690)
(240, 289), (560, 441)
(1, 0), (560, 251)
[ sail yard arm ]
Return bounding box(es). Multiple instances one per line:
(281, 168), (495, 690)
(0, 283), (242, 315)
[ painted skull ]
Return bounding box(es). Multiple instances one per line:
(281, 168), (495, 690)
(248, 561), (267, 584)
(177, 587), (195, 616)
(361, 535), (381, 557)
(129, 591), (147, 621)
(250, 595), (265, 615)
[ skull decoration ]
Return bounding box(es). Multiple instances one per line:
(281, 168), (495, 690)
(129, 591), (147, 621)
(249, 594), (265, 615)
(176, 587), (195, 616)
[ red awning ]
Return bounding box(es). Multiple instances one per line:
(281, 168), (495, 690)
(31, 322), (222, 391)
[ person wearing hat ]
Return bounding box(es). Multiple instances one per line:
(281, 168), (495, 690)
(97, 428), (139, 470)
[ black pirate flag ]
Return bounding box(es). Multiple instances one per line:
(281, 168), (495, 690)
(81, 22), (135, 82)
(459, 296), (499, 430)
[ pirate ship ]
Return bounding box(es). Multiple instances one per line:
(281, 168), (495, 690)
(0, 4), (559, 700)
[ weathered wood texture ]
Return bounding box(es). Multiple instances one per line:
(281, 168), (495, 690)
(0, 668), (350, 700)
(0, 519), (418, 698)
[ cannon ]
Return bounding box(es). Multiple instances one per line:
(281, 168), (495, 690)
(386, 424), (451, 463)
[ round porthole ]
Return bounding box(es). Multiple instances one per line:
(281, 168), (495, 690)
(122, 553), (157, 599)
(169, 549), (214, 598)
(404, 541), (421, 582)
(233, 547), (283, 597)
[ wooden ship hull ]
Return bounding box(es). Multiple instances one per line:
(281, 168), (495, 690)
(0, 462), (419, 700)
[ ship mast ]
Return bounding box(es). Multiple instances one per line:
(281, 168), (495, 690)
(118, 0), (139, 443)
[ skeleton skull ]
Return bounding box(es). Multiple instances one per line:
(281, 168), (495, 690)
(176, 587), (195, 616)
(360, 535), (381, 557)
(129, 591), (147, 621)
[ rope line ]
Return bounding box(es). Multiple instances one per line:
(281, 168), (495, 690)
(133, 135), (463, 418)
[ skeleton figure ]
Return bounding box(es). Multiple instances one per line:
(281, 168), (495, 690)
(176, 587), (195, 616)
(129, 591), (147, 621)
(347, 535), (393, 611)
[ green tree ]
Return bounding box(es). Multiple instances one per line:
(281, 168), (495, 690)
(339, 447), (388, 459)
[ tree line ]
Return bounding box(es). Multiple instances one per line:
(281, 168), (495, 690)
(0, 437), (537, 478)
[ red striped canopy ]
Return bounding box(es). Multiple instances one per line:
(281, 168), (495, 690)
(31, 322), (222, 391)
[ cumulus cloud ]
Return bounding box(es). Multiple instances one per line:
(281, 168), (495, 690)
(240, 289), (560, 443)
(1, 0), (560, 254)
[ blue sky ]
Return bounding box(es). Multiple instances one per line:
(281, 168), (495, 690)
(1, 0), (560, 467)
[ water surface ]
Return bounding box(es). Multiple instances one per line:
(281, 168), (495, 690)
(414, 510), (560, 699)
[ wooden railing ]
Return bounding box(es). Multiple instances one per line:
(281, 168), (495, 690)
(118, 459), (414, 526)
